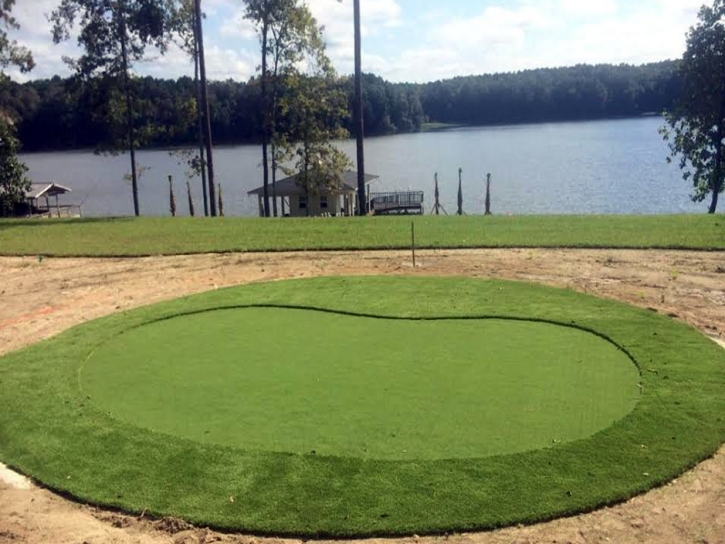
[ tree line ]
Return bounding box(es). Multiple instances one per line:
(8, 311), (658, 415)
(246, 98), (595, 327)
(5, 60), (680, 153)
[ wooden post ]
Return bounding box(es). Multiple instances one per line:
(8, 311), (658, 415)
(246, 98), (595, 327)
(485, 173), (492, 216)
(457, 167), (463, 216)
(411, 221), (416, 267)
(168, 175), (177, 217)
(435, 173), (439, 215)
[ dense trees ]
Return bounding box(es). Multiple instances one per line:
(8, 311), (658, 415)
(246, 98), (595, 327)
(50, 0), (176, 215)
(0, 0), (33, 73)
(661, 0), (725, 214)
(8, 61), (681, 153)
(276, 24), (351, 216)
(420, 62), (680, 126)
(244, 0), (331, 217)
(0, 0), (33, 214)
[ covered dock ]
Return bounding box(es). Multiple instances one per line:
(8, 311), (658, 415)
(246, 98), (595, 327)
(248, 171), (379, 217)
(25, 183), (82, 218)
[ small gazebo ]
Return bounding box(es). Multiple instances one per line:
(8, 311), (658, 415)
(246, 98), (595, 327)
(247, 170), (379, 217)
(25, 183), (80, 217)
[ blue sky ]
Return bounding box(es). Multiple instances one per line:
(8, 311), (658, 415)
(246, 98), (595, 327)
(8, 0), (704, 83)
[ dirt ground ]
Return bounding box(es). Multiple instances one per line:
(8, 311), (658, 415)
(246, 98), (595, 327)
(1, 248), (725, 544)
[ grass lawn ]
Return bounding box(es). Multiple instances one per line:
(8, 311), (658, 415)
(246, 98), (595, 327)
(0, 214), (723, 256)
(1, 277), (724, 536)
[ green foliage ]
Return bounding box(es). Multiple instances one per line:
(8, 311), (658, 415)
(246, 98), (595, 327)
(420, 62), (679, 126)
(51, 0), (178, 215)
(0, 121), (29, 214)
(0, 0), (31, 216)
(661, 0), (725, 213)
(50, 0), (177, 150)
(244, 0), (347, 216)
(0, 0), (33, 73)
(9, 62), (682, 152)
(51, 0), (173, 77)
(0, 215), (723, 256)
(272, 8), (352, 208)
(0, 277), (723, 535)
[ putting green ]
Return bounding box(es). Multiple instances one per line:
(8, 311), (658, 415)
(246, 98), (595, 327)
(1, 276), (724, 537)
(81, 308), (639, 459)
(82, 308), (639, 459)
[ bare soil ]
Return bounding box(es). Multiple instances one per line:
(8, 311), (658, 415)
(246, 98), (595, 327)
(1, 248), (725, 544)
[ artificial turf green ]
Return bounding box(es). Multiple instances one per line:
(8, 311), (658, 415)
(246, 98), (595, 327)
(0, 214), (724, 256)
(1, 277), (724, 536)
(81, 308), (639, 460)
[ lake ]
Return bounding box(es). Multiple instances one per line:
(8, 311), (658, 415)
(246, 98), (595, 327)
(18, 117), (706, 217)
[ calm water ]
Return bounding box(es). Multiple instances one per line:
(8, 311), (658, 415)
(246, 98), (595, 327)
(18, 117), (706, 217)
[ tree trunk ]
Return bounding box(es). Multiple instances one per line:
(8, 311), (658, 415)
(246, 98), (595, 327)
(271, 142), (278, 217)
(195, 0), (216, 216)
(193, 12), (209, 217)
(261, 22), (270, 217)
(709, 84), (725, 214)
(119, 3), (139, 217)
(304, 147), (310, 217)
(709, 126), (721, 214)
(271, 43), (282, 218)
(353, 0), (366, 216)
(709, 189), (719, 214)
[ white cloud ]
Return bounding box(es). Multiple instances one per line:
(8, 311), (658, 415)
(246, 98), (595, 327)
(203, 45), (256, 81)
(307, 0), (402, 72)
(3, 0), (706, 84)
(219, 11), (259, 40)
(377, 0), (701, 82)
(556, 0), (618, 18)
(2, 0), (74, 80)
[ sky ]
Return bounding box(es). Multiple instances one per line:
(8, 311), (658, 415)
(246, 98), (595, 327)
(6, 0), (706, 84)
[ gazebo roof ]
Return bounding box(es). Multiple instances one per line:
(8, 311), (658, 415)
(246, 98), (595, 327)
(26, 183), (72, 200)
(247, 170), (379, 197)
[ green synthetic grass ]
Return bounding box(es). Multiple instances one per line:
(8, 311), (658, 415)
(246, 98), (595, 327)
(1, 276), (725, 536)
(0, 214), (723, 256)
(81, 308), (639, 460)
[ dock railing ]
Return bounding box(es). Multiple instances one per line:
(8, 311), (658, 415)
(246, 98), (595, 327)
(30, 205), (83, 219)
(370, 191), (424, 213)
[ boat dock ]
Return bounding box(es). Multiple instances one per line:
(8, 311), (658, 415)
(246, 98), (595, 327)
(370, 191), (424, 215)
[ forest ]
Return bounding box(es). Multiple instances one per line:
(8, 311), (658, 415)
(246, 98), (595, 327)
(5, 60), (680, 152)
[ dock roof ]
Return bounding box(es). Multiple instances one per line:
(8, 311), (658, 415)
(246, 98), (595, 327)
(247, 170), (378, 196)
(26, 183), (72, 200)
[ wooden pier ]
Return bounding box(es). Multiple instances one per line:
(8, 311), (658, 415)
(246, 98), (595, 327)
(370, 191), (424, 215)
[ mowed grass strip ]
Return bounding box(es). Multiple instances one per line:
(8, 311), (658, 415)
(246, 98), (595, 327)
(80, 308), (639, 460)
(1, 277), (724, 536)
(0, 214), (723, 256)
